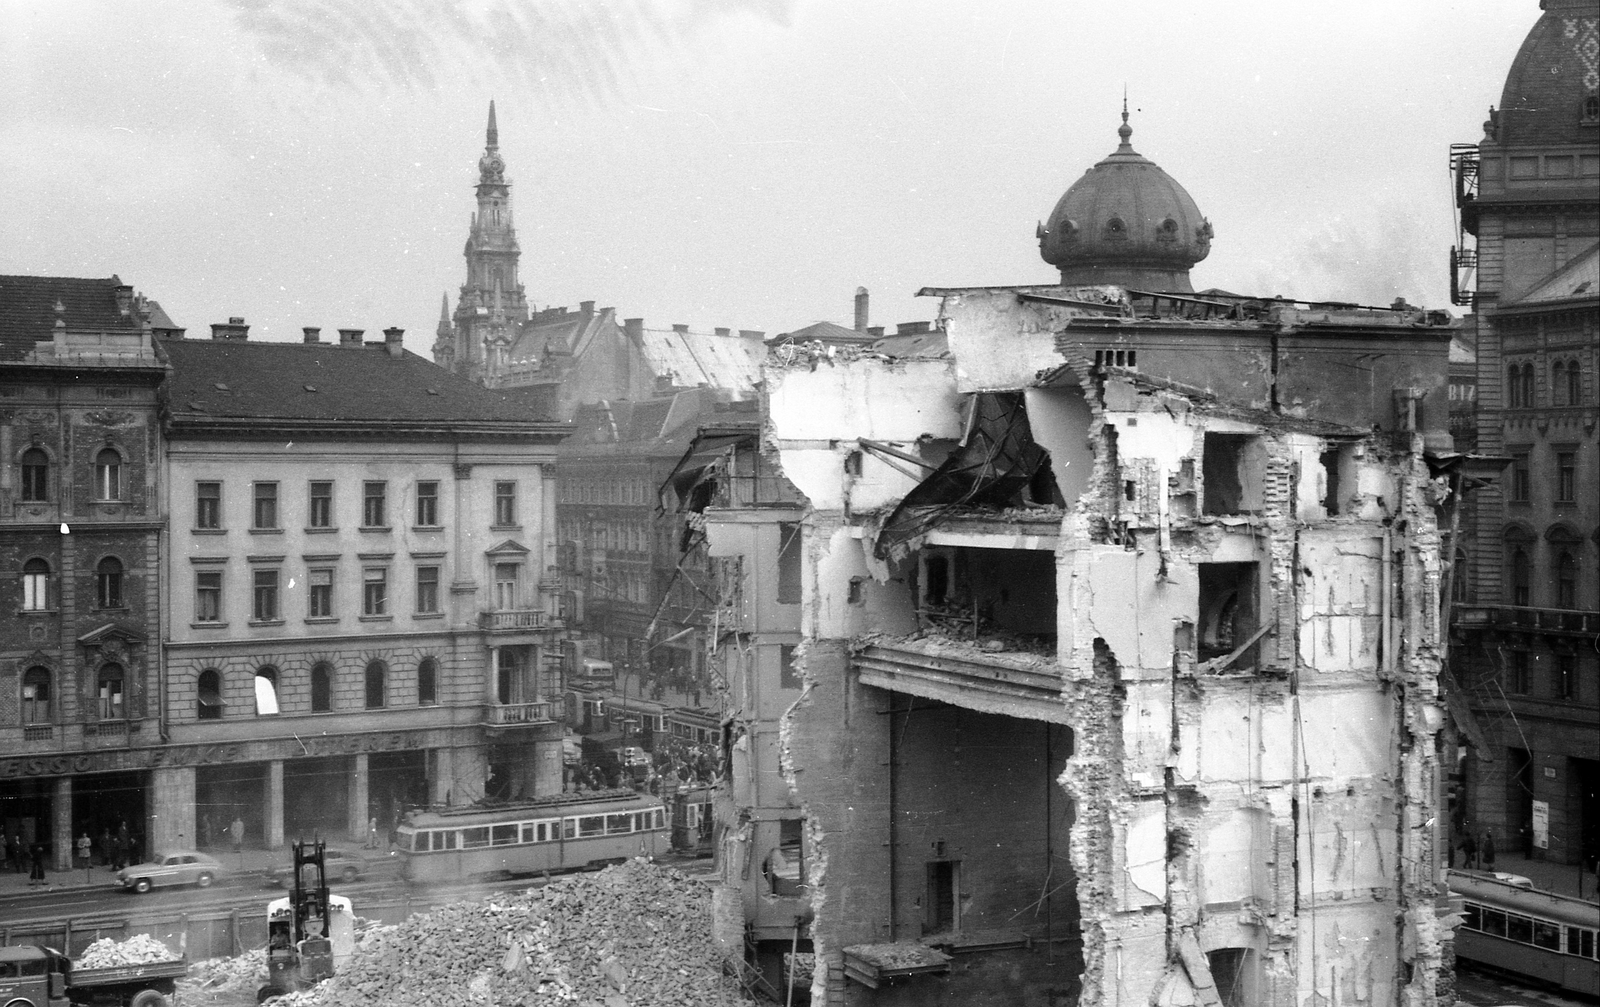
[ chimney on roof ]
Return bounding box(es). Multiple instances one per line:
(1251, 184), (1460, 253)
(867, 326), (884, 337)
(580, 300), (594, 314)
(739, 329), (765, 340)
(714, 327), (730, 337)
(209, 317), (249, 341)
(672, 323), (689, 334)
(383, 327), (405, 358)
(895, 321), (930, 335)
(115, 284), (133, 318)
(624, 318), (644, 345)
(338, 328), (364, 347)
(302, 327), (322, 344)
(854, 286), (869, 332)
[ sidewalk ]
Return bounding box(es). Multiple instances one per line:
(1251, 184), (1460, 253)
(0, 845), (282, 900)
(1453, 851), (1600, 902)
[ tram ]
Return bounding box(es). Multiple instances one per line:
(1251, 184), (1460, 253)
(395, 790), (667, 883)
(1447, 869), (1599, 996)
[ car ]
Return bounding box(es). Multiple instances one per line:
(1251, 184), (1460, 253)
(620, 746), (650, 769)
(268, 846), (368, 887)
(116, 850), (226, 894)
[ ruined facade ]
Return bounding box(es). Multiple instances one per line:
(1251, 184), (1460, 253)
(706, 117), (1459, 1006)
(1447, 0), (1599, 871)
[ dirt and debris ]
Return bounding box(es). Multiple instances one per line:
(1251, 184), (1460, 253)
(183, 860), (748, 1007)
(75, 934), (180, 968)
(843, 943), (951, 969)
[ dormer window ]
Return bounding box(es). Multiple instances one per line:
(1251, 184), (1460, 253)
(1157, 218), (1179, 242)
(1104, 217), (1127, 239)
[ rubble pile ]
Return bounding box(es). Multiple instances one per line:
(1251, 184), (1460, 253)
(76, 934), (179, 968)
(181, 948), (267, 997)
(269, 859), (749, 1006)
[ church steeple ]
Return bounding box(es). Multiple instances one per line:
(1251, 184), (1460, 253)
(438, 100), (529, 383)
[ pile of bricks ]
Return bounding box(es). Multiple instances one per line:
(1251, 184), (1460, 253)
(75, 934), (179, 968)
(176, 948), (267, 1004)
(268, 859), (750, 1006)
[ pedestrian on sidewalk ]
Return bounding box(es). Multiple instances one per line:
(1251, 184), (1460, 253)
(76, 832), (91, 869)
(3, 832), (19, 873)
(366, 816), (379, 849)
(232, 814), (244, 853)
(1482, 830), (1497, 871)
(28, 841), (46, 885)
(1460, 830), (1478, 870)
(111, 833), (126, 871)
(98, 827), (112, 866)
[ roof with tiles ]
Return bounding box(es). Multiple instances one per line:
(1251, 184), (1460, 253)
(0, 274), (142, 361)
(1495, 0), (1599, 147)
(160, 334), (566, 434)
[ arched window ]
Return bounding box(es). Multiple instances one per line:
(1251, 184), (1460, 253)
(1553, 361), (1568, 406)
(1509, 547), (1531, 607)
(22, 667), (51, 723)
(20, 448), (48, 502)
(1555, 551), (1578, 609)
(365, 661), (386, 709)
(198, 669), (224, 720)
(1451, 548), (1470, 605)
(96, 556), (124, 609)
(1520, 363), (1535, 409)
(255, 666), (280, 716)
(1506, 365), (1521, 408)
(311, 662), (333, 712)
(94, 448), (123, 500)
(418, 658), (438, 706)
(97, 663), (125, 720)
(22, 557), (50, 611)
(1565, 358), (1581, 406)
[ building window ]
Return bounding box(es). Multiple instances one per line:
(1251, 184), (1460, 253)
(777, 522), (801, 604)
(365, 661), (386, 709)
(1509, 546), (1531, 606)
(1554, 451), (1576, 503)
(416, 481), (439, 526)
(195, 570), (222, 622)
(253, 569), (280, 621)
(780, 644), (800, 690)
(195, 481), (221, 529)
(363, 567), (388, 616)
(363, 481), (387, 527)
(1507, 650), (1530, 694)
(94, 448), (122, 500)
(198, 668), (223, 719)
(1553, 361), (1568, 405)
(20, 448), (49, 502)
(1556, 551), (1579, 609)
(1556, 654), (1577, 700)
(21, 558), (50, 611)
(254, 666), (280, 716)
(309, 481), (333, 528)
(308, 568), (333, 618)
(310, 662), (332, 712)
(253, 482), (278, 529)
(97, 663), (124, 720)
(1509, 451), (1530, 503)
(1451, 548), (1471, 605)
(416, 565), (440, 614)
(418, 657), (438, 705)
(494, 481), (517, 526)
(1565, 359), (1582, 404)
(96, 556), (124, 609)
(22, 667), (51, 723)
(494, 563), (519, 610)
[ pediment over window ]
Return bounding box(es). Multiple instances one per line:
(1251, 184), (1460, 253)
(77, 623), (147, 661)
(485, 539), (531, 558)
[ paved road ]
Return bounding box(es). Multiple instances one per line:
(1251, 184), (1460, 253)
(1455, 964), (1595, 1006)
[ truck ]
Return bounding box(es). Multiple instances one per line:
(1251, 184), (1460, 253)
(0, 944), (185, 1007)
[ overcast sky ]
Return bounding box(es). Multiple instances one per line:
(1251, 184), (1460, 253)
(2, 1), (1534, 353)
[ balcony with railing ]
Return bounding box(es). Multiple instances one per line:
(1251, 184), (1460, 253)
(1453, 605), (1600, 639)
(480, 700), (558, 732)
(479, 609), (549, 632)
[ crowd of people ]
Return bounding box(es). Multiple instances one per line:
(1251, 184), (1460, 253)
(2, 820), (144, 885)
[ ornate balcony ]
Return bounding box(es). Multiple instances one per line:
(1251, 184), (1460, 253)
(479, 609), (548, 632)
(1453, 605), (1600, 640)
(480, 701), (558, 732)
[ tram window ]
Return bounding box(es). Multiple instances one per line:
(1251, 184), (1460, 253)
(1481, 909), (1507, 937)
(439, 831), (458, 850)
(462, 827), (490, 849)
(606, 814), (632, 834)
(655, 808), (666, 829)
(1507, 914), (1533, 944)
(578, 816), (604, 837)
(564, 819), (577, 839)
(492, 825), (518, 846)
(1570, 928), (1596, 958)
(1461, 904), (1481, 930)
(1532, 920), (1561, 950)
(521, 824), (537, 843)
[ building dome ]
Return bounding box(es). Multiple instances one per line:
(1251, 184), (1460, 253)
(1491, 0), (1599, 146)
(1038, 109), (1212, 293)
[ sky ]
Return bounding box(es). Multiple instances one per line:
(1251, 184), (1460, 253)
(1, 0), (1537, 355)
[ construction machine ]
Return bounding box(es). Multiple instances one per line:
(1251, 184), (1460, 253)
(257, 839), (352, 1003)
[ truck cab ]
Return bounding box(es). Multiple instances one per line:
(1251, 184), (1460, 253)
(0, 945), (68, 1007)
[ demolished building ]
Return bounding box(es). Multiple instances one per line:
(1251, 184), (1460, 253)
(702, 113), (1461, 1006)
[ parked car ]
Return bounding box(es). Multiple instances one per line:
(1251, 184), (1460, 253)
(269, 846), (368, 887)
(117, 850), (226, 894)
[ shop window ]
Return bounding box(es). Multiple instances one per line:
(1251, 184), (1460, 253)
(96, 556), (124, 609)
(20, 447), (49, 502)
(365, 661), (386, 709)
(197, 669), (224, 719)
(1202, 433), (1265, 515)
(22, 666), (51, 723)
(97, 663), (125, 720)
(310, 662), (333, 712)
(21, 557), (50, 611)
(1198, 562), (1260, 667)
(255, 666), (280, 716)
(94, 447), (122, 500)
